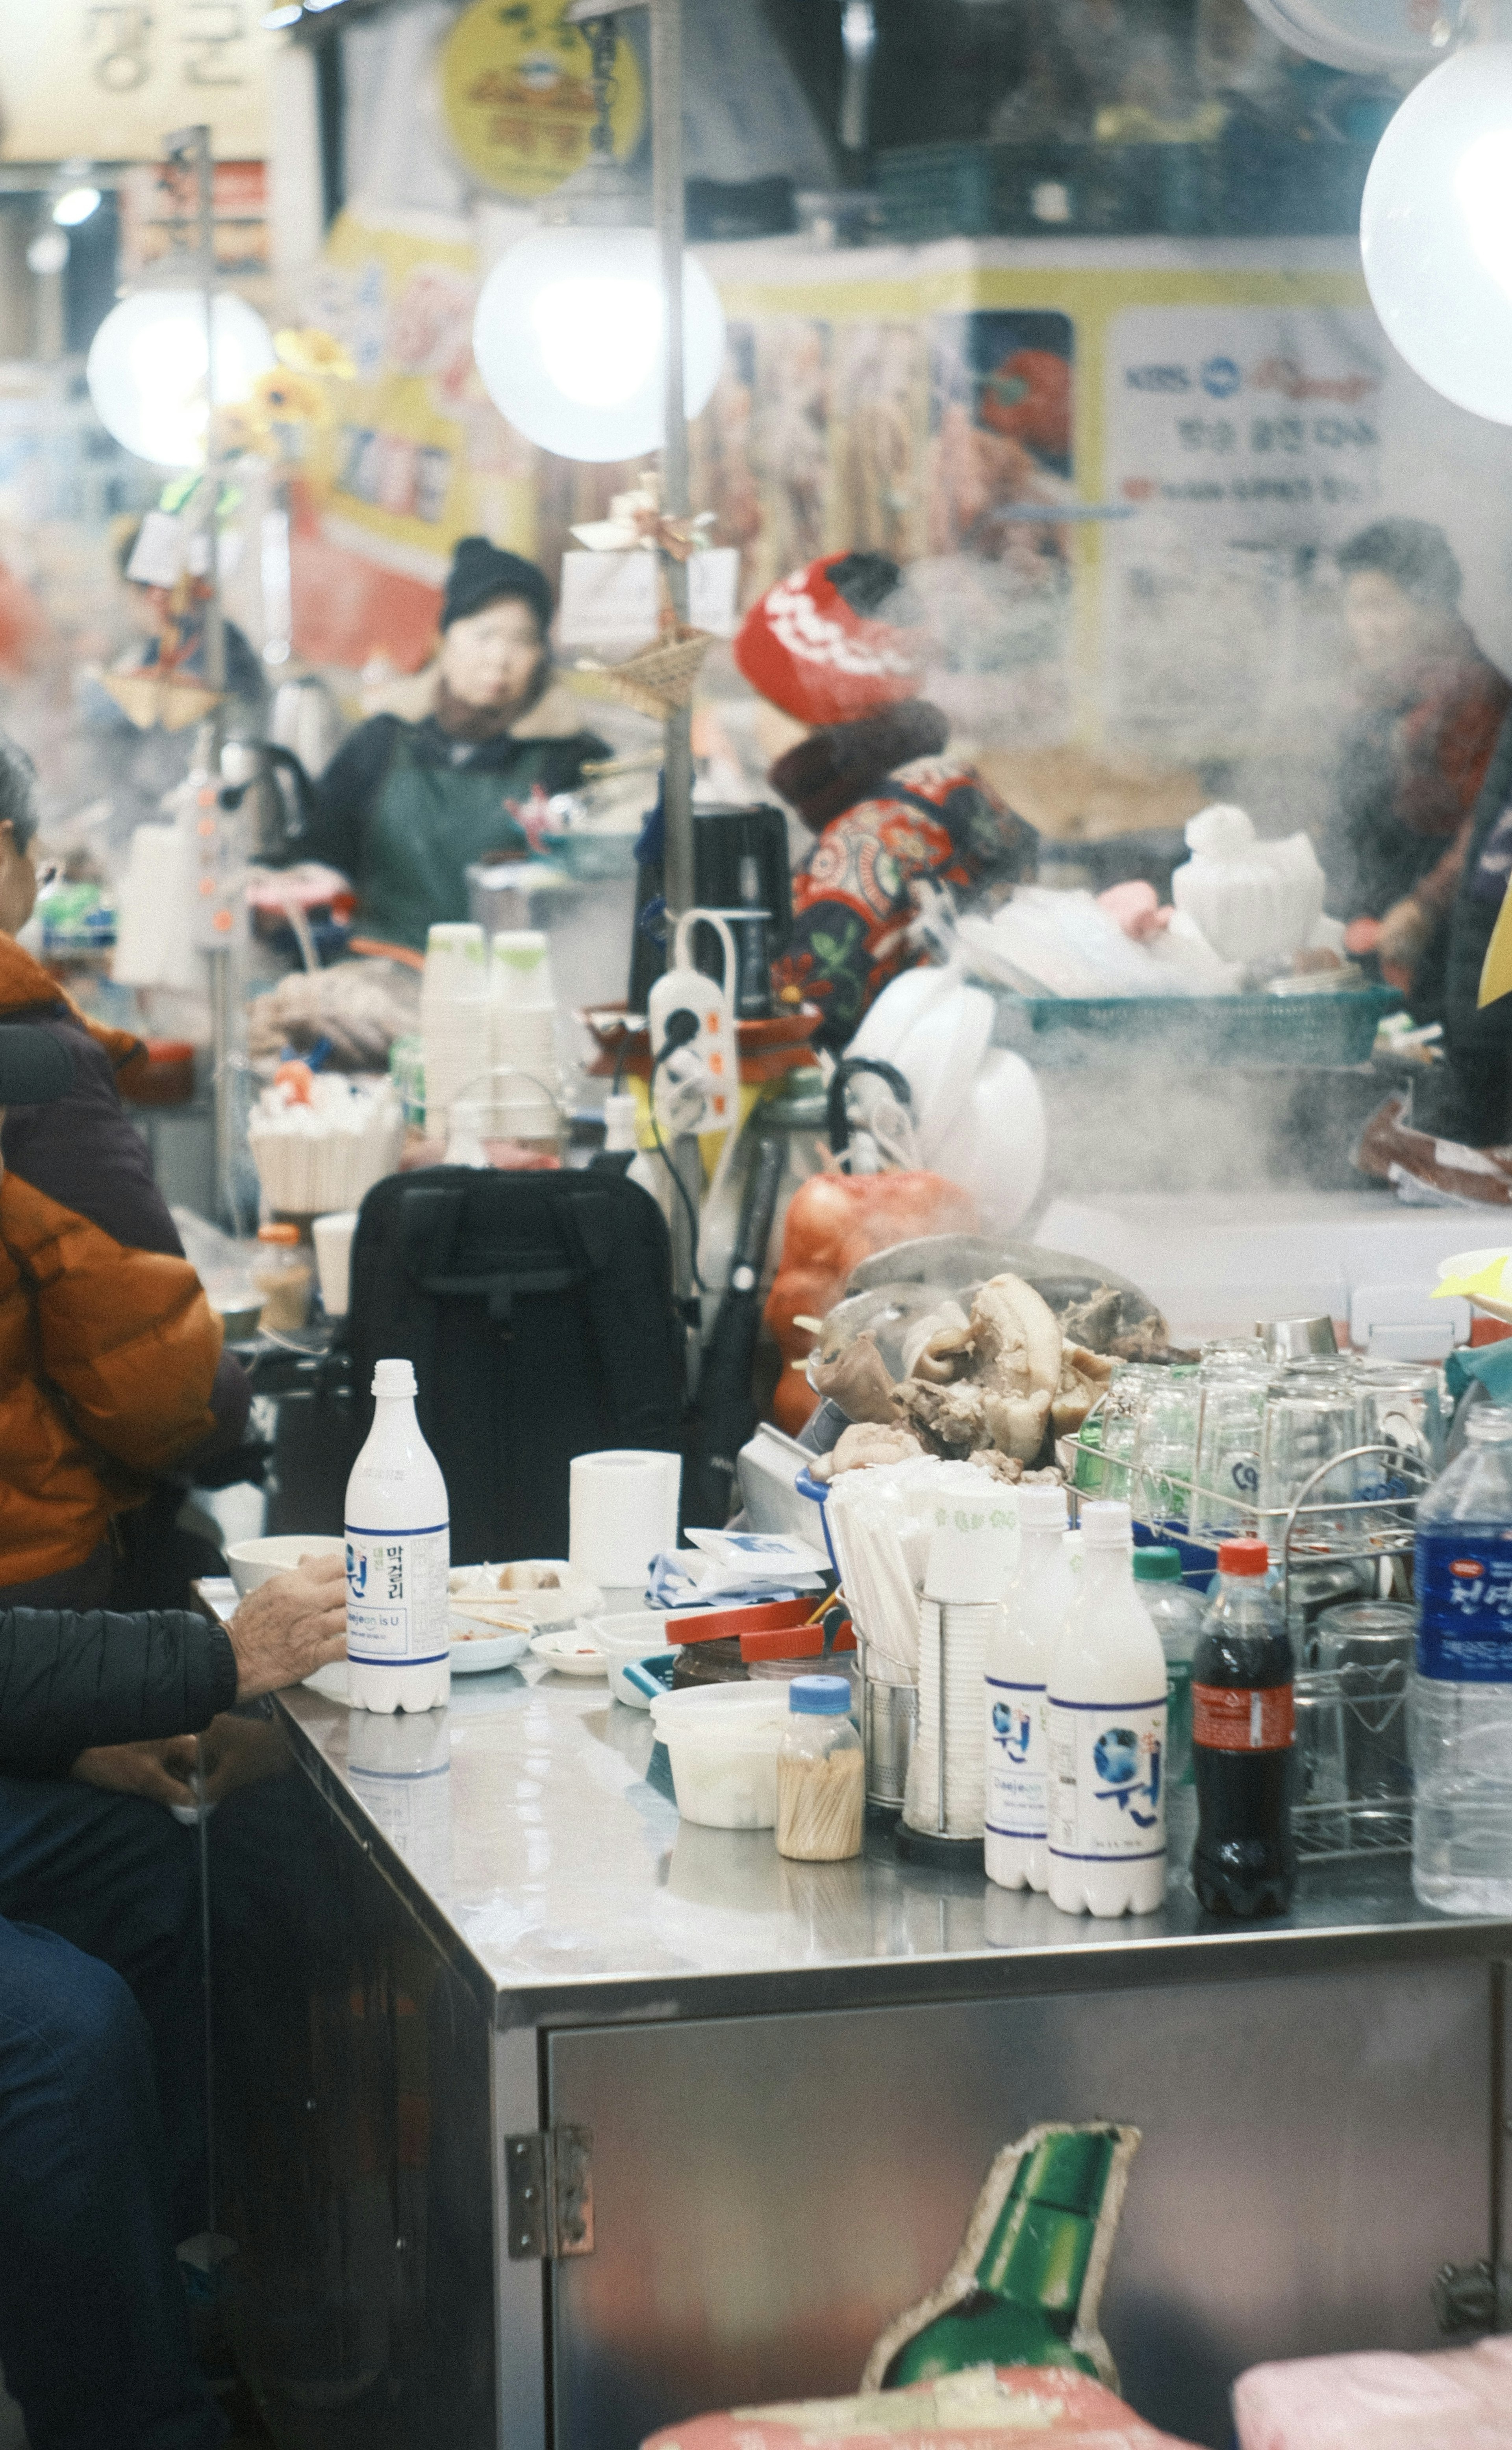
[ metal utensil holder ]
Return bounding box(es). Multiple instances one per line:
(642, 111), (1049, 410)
(854, 1628), (918, 1820)
(1058, 1408), (1428, 1863)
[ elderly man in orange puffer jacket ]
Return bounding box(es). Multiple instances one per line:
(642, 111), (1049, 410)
(0, 736), (248, 1615)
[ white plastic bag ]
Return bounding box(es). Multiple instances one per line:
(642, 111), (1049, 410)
(1171, 803), (1325, 966)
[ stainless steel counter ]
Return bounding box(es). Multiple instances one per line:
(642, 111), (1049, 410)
(200, 1599), (1512, 2450)
(273, 1653), (1512, 2026)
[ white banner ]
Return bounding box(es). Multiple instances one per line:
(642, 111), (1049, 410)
(0, 4), (278, 165)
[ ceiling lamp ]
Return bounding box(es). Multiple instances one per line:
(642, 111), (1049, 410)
(473, 226), (723, 462)
(1361, 43), (1512, 426)
(52, 186), (102, 228)
(471, 7), (723, 461)
(86, 288), (276, 468)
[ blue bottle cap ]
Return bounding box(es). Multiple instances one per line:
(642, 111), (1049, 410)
(789, 1675), (851, 1714)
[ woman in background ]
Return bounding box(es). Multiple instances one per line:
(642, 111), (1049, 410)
(1323, 519), (1511, 1017)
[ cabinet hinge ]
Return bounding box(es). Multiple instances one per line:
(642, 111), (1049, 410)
(1433, 2258), (1512, 2335)
(505, 2126), (594, 2261)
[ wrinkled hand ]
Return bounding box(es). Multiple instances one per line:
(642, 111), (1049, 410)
(195, 1712), (291, 1804)
(72, 1736), (199, 1809)
(228, 1554), (346, 1699)
(1377, 896), (1433, 971)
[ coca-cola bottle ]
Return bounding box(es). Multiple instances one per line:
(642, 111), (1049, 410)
(1191, 1538), (1296, 1916)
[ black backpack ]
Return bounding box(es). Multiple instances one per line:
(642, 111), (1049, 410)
(344, 1167), (684, 1566)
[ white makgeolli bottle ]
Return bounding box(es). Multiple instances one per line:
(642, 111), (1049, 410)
(345, 1357), (450, 1714)
(985, 1483), (1073, 1893)
(1047, 1498), (1167, 1919)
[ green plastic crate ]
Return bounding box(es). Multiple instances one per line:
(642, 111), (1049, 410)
(988, 982), (1401, 1071)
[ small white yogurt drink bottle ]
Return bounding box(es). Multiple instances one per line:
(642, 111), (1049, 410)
(345, 1358), (451, 1714)
(1047, 1498), (1167, 1918)
(986, 1483), (1074, 1893)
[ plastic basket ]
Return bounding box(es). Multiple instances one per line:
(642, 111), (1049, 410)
(988, 982), (1400, 1071)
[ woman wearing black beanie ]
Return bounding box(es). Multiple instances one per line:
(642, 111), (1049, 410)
(300, 537), (608, 952)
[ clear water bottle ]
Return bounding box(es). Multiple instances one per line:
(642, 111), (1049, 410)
(1133, 1547), (1205, 1885)
(1412, 1409), (1512, 1914)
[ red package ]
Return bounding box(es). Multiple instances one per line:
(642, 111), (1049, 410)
(640, 2365), (1204, 2449)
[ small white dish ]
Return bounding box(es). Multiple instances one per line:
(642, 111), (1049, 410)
(449, 1627), (531, 1675)
(529, 1629), (608, 1676)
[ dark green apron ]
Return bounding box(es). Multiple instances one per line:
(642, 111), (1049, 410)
(358, 730), (550, 951)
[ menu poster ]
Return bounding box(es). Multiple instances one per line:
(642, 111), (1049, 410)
(1102, 304), (1390, 757)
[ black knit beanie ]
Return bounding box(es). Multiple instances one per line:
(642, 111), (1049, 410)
(441, 537), (553, 636)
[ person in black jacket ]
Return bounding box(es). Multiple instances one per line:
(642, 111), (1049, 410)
(0, 1562), (345, 2450)
(295, 537), (609, 953)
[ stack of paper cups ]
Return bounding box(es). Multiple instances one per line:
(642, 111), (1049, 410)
(569, 1449), (682, 1592)
(421, 923), (491, 1140)
(490, 928), (560, 1142)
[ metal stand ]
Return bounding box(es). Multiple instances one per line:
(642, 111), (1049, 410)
(1062, 1406), (1429, 1864)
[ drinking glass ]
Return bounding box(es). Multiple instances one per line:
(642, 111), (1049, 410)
(1354, 1362), (1443, 1535)
(1131, 1370), (1199, 1529)
(1260, 1364), (1360, 1552)
(1191, 1370), (1267, 1544)
(1097, 1364), (1163, 1505)
(1316, 1599), (1415, 1807)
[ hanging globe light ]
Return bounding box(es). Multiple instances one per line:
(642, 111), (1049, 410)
(86, 288), (276, 469)
(470, 6), (723, 462)
(472, 226), (724, 462)
(1361, 43), (1512, 427)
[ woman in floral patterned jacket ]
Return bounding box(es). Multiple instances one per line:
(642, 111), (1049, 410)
(734, 552), (1037, 1049)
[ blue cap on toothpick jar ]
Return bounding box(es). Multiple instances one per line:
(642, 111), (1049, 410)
(790, 1675), (851, 1714)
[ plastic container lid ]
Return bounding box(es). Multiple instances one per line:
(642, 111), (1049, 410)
(1019, 1484), (1069, 1529)
(257, 1222), (300, 1245)
(1080, 1498), (1132, 1549)
(789, 1675), (852, 1715)
(1218, 1538), (1269, 1577)
(1133, 1546), (1182, 1582)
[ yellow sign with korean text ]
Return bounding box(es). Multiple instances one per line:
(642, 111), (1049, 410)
(439, 0), (645, 201)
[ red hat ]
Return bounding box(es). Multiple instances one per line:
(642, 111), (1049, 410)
(734, 551), (924, 728)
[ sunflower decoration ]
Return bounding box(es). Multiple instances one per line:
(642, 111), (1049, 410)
(274, 326), (357, 383)
(250, 366), (329, 425)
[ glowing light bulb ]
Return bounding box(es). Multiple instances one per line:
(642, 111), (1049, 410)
(473, 225), (725, 462)
(1458, 129), (1512, 306)
(532, 276), (661, 408)
(52, 186), (101, 228)
(87, 290), (275, 468)
(1361, 43), (1512, 427)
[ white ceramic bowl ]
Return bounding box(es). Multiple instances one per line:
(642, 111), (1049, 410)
(226, 1533), (345, 1597)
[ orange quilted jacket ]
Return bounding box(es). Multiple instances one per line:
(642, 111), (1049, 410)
(0, 938), (230, 1586)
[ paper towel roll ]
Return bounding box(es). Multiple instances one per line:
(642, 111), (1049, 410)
(569, 1449), (682, 1589)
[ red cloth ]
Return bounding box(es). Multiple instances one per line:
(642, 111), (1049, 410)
(734, 554), (923, 726)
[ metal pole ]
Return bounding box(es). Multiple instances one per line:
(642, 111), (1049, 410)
(650, 0), (695, 926)
(176, 124), (237, 1223)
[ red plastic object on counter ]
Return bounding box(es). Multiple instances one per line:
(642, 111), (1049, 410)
(764, 1168), (979, 1436)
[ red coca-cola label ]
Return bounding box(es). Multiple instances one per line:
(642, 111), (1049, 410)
(1192, 1683), (1294, 1752)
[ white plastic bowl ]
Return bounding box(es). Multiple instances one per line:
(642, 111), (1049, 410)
(227, 1534), (345, 1597)
(583, 1609), (682, 1707)
(651, 1684), (790, 1828)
